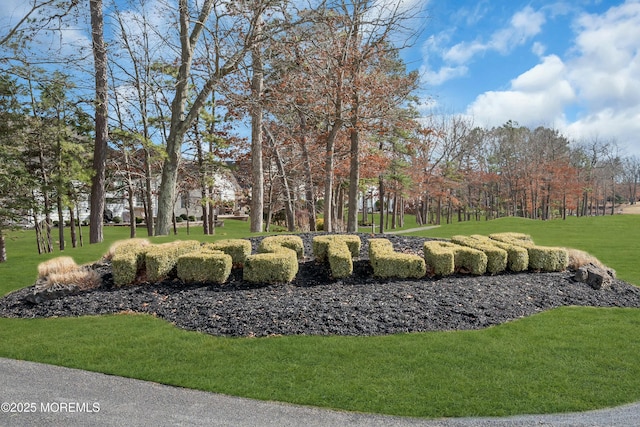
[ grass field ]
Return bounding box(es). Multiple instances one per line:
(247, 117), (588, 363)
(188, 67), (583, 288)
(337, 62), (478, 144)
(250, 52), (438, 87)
(1, 215), (639, 418)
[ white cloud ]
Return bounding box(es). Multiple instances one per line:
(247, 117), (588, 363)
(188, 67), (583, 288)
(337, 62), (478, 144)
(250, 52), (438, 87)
(423, 5), (546, 86)
(532, 41), (546, 57)
(488, 6), (545, 54)
(467, 54), (575, 128)
(420, 64), (468, 85)
(563, 1), (640, 156)
(568, 1), (640, 110)
(463, 0), (640, 157)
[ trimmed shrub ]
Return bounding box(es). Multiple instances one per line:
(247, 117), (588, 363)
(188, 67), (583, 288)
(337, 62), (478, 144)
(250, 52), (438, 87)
(489, 232), (568, 272)
(326, 241), (354, 278)
(259, 235), (304, 259)
(243, 250), (298, 284)
(312, 235), (361, 279)
(468, 234), (529, 273)
(106, 238), (151, 261)
(369, 238), (426, 279)
(204, 239), (252, 266)
(423, 241), (456, 276)
(145, 240), (202, 283)
(312, 235), (361, 262)
(455, 245), (488, 275)
(423, 241), (487, 276)
(109, 239), (152, 287)
(451, 235), (508, 275)
(243, 236), (301, 284)
(112, 251), (141, 287)
(177, 250), (232, 284)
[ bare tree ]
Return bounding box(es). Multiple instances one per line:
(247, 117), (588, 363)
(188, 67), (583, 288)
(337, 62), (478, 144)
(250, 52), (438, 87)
(89, 0), (109, 243)
(0, 0), (78, 49)
(155, 0), (275, 235)
(621, 155), (640, 204)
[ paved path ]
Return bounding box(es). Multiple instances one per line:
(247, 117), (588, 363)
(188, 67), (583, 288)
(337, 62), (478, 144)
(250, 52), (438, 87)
(384, 225), (441, 234)
(1, 358), (639, 426)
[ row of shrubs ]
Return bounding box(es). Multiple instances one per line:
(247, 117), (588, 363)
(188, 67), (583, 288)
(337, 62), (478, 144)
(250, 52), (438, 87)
(107, 233), (568, 287)
(38, 233), (571, 289)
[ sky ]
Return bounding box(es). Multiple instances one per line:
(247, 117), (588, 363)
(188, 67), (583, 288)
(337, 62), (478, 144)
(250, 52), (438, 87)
(1, 0), (639, 158)
(404, 0), (640, 157)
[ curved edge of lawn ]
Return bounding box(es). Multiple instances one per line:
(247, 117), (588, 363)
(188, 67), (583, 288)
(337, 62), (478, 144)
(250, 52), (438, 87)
(1, 306), (640, 418)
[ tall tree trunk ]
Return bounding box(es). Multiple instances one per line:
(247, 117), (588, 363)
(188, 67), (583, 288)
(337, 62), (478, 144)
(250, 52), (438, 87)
(250, 15), (264, 233)
(298, 110), (317, 231)
(266, 128), (295, 231)
(346, 128), (360, 232)
(323, 124), (343, 233)
(143, 149), (154, 236)
(378, 176), (384, 233)
(156, 0), (217, 235)
(89, 0), (108, 244)
(0, 233), (6, 263)
(69, 206), (77, 248)
(57, 194), (64, 251)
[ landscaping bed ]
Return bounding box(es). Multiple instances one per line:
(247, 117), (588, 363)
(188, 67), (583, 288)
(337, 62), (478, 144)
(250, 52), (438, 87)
(2, 233), (640, 337)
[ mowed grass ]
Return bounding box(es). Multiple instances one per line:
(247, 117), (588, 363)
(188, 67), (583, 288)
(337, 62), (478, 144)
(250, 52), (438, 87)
(1, 215), (640, 418)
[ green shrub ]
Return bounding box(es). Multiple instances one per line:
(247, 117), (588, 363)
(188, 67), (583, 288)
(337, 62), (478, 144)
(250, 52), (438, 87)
(204, 239), (252, 266)
(455, 245), (488, 275)
(316, 218), (324, 231)
(259, 235), (304, 259)
(489, 232), (568, 272)
(145, 240), (202, 283)
(113, 216), (122, 224)
(451, 235), (508, 275)
(243, 236), (301, 284)
(312, 235), (361, 262)
(423, 241), (487, 276)
(527, 246), (569, 272)
(369, 238), (426, 279)
(312, 235), (361, 279)
(177, 250), (232, 284)
(423, 241), (456, 276)
(112, 251), (140, 287)
(469, 234), (528, 272)
(243, 250), (298, 284)
(109, 239), (151, 287)
(327, 242), (354, 278)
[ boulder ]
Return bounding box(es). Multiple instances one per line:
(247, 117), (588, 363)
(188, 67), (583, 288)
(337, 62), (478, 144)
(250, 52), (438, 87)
(24, 282), (81, 304)
(574, 263), (616, 290)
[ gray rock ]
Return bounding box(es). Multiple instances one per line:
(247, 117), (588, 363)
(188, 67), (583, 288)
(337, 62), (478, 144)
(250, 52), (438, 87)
(24, 282), (81, 304)
(575, 263), (616, 290)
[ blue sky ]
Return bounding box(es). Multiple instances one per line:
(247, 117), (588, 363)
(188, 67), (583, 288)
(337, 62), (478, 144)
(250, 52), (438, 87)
(403, 0), (640, 157)
(2, 0), (639, 158)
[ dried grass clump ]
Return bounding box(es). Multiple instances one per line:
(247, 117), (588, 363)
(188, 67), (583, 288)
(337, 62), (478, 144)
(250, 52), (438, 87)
(566, 248), (607, 270)
(37, 256), (79, 279)
(44, 268), (102, 291)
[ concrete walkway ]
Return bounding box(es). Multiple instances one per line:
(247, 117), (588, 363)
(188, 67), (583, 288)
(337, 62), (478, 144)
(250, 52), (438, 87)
(1, 358), (638, 427)
(383, 225), (441, 234)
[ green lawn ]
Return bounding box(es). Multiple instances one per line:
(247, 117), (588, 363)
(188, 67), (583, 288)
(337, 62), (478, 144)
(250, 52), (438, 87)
(1, 215), (639, 418)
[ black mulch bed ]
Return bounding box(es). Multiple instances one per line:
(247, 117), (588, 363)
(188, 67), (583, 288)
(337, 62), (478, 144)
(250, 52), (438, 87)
(2, 233), (640, 337)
